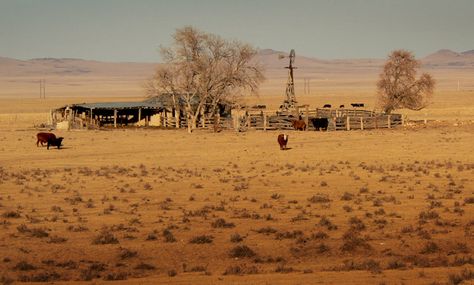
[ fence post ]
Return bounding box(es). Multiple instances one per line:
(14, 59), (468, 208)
(333, 117), (337, 131)
(387, 115), (391, 128)
(246, 115), (251, 129)
(375, 115), (378, 129)
(360, 117), (364, 130)
(402, 115), (405, 126)
(263, 112), (267, 131)
(346, 116), (350, 131)
(113, 109), (117, 128)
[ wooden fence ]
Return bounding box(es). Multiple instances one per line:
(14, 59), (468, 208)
(146, 107), (403, 132)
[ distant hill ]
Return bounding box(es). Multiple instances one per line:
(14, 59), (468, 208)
(1, 48), (473, 78)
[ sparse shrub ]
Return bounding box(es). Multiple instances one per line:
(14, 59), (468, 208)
(119, 248), (138, 260)
(340, 230), (371, 252)
(230, 233), (243, 243)
(103, 272), (128, 281)
(311, 231), (328, 240)
(319, 216), (337, 230)
(316, 243), (331, 254)
(341, 192), (354, 201)
(163, 229), (177, 243)
(92, 230), (119, 245)
(448, 269), (474, 285)
(255, 226), (278, 235)
(348, 217), (366, 231)
(211, 218), (235, 228)
(13, 261), (36, 271)
(420, 241), (439, 254)
(224, 265), (258, 275)
(1, 211), (21, 218)
(190, 235), (213, 244)
(134, 263), (156, 270)
(229, 245), (256, 258)
(275, 263), (294, 273)
(308, 194), (331, 203)
(387, 259), (406, 269)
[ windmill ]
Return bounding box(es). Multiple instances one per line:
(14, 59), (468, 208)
(279, 49), (297, 112)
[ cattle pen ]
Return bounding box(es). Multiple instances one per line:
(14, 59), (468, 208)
(233, 106), (403, 131)
(51, 98), (403, 132)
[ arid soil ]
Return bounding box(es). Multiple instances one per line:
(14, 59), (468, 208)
(0, 94), (473, 284)
(1, 56), (474, 285)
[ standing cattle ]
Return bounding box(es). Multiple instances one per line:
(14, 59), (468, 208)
(277, 134), (288, 150)
(291, 119), (306, 131)
(36, 133), (63, 150)
(351, 103), (365, 108)
(311, 118), (329, 131)
(323, 104), (332, 108)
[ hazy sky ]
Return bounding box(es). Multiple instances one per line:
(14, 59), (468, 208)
(1, 0), (473, 62)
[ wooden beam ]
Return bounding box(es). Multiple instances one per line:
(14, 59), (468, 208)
(113, 109), (117, 128)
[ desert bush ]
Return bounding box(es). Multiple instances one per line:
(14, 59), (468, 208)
(340, 230), (371, 252)
(341, 192), (354, 201)
(224, 265), (258, 275)
(308, 193), (330, 203)
(387, 259), (406, 269)
(229, 245), (256, 258)
(311, 231), (329, 240)
(316, 243), (331, 254)
(17, 272), (61, 282)
(189, 235), (213, 244)
(16, 224), (49, 238)
(92, 230), (119, 245)
(275, 230), (304, 240)
(103, 272), (128, 281)
(275, 264), (295, 273)
(420, 241), (439, 254)
(134, 263), (156, 270)
(448, 269), (474, 285)
(211, 218), (235, 228)
(13, 261), (36, 271)
(230, 233), (243, 243)
(47, 235), (68, 244)
(255, 226), (278, 235)
(1, 211), (21, 218)
(319, 216), (337, 230)
(167, 269), (177, 277)
(163, 229), (177, 243)
(119, 248), (138, 260)
(348, 217), (366, 231)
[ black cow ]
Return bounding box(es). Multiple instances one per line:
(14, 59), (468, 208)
(311, 118), (329, 131)
(36, 132), (63, 150)
(339, 104), (345, 108)
(323, 104), (332, 108)
(351, 103), (365, 108)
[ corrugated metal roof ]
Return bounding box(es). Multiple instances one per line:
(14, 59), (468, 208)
(72, 101), (163, 110)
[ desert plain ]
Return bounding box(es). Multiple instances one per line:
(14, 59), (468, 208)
(0, 52), (473, 284)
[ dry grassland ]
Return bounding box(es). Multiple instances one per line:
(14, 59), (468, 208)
(0, 73), (473, 284)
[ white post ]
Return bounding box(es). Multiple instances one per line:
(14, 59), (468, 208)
(346, 116), (350, 131)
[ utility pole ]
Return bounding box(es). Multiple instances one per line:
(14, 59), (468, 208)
(40, 79), (46, 99)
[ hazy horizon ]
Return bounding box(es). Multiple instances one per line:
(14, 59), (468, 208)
(1, 0), (473, 62)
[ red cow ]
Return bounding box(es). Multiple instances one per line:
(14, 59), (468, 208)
(277, 134), (288, 150)
(36, 133), (63, 150)
(291, 119), (306, 131)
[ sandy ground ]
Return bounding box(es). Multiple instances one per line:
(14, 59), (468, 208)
(0, 70), (473, 285)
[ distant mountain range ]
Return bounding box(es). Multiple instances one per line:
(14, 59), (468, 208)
(1, 49), (473, 77)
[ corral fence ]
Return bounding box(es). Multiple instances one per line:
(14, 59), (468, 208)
(234, 107), (403, 131)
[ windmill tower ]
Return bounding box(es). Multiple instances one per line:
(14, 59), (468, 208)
(280, 49), (297, 112)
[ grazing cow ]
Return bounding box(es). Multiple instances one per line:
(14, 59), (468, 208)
(291, 119), (306, 131)
(277, 134), (288, 150)
(311, 118), (329, 131)
(339, 104), (345, 108)
(36, 132), (63, 150)
(351, 103), (365, 108)
(323, 104), (332, 108)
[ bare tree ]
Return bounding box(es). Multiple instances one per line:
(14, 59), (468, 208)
(146, 26), (264, 132)
(377, 50), (435, 113)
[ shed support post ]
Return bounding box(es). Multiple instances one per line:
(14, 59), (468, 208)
(304, 105), (309, 131)
(90, 108), (93, 125)
(138, 108), (142, 125)
(113, 109), (117, 128)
